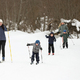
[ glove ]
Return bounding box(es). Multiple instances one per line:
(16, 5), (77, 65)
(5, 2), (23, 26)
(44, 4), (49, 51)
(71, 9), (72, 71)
(57, 31), (60, 34)
(45, 35), (47, 37)
(27, 44), (30, 46)
(40, 48), (42, 50)
(54, 39), (56, 42)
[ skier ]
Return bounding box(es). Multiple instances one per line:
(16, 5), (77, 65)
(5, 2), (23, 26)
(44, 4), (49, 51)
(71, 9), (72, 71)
(0, 19), (7, 62)
(45, 32), (56, 55)
(57, 22), (69, 48)
(60, 30), (69, 48)
(58, 22), (69, 36)
(27, 40), (42, 65)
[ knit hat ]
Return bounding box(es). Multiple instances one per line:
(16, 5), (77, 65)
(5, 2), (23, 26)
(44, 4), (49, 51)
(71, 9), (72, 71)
(0, 19), (3, 23)
(50, 32), (54, 35)
(63, 30), (66, 32)
(35, 40), (40, 45)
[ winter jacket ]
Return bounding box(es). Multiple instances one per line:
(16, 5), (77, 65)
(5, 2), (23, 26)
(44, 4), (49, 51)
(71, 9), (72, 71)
(59, 24), (69, 36)
(61, 33), (69, 42)
(0, 24), (7, 41)
(27, 43), (42, 53)
(45, 32), (56, 44)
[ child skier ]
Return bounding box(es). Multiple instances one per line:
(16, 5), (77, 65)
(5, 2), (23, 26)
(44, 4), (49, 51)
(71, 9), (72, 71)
(60, 30), (69, 48)
(27, 40), (42, 65)
(45, 32), (56, 55)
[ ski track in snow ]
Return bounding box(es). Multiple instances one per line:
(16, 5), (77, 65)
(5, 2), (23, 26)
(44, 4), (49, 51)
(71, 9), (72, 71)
(0, 30), (80, 80)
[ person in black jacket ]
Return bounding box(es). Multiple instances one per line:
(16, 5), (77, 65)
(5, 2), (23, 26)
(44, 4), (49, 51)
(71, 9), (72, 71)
(45, 32), (56, 55)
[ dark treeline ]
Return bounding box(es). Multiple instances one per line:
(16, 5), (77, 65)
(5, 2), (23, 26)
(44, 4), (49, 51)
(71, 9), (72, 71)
(0, 0), (80, 32)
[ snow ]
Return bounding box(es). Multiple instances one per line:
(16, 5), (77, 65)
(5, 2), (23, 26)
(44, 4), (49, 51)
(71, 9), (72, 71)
(72, 19), (80, 31)
(53, 29), (59, 33)
(61, 18), (71, 23)
(34, 29), (41, 33)
(0, 30), (80, 80)
(19, 20), (24, 25)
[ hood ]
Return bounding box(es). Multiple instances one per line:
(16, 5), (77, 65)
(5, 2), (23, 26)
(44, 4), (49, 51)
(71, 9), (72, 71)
(50, 32), (54, 35)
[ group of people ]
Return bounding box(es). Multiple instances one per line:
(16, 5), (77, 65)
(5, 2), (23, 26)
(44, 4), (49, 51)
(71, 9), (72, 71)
(0, 19), (69, 64)
(27, 22), (69, 65)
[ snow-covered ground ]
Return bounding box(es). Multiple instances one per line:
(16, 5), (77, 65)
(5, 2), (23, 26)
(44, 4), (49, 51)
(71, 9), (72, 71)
(0, 30), (80, 80)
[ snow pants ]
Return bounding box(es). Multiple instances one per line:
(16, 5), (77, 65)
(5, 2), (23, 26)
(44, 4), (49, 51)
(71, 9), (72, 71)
(48, 44), (54, 53)
(0, 40), (6, 57)
(31, 52), (39, 63)
(63, 42), (68, 48)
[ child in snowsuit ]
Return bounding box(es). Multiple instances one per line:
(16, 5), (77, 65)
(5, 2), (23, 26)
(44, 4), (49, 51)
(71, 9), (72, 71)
(27, 40), (42, 65)
(60, 30), (69, 48)
(45, 32), (56, 55)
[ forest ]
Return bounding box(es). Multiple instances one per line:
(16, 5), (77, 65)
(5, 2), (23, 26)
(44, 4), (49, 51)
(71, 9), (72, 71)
(0, 0), (80, 32)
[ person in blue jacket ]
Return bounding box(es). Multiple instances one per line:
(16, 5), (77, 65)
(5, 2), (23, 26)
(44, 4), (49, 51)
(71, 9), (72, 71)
(0, 19), (7, 61)
(45, 32), (56, 55)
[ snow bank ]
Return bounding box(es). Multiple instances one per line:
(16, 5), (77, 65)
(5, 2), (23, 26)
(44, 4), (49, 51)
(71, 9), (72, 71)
(61, 18), (71, 23)
(72, 19), (80, 31)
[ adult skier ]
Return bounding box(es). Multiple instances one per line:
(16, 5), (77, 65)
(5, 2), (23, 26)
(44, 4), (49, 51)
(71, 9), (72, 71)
(0, 19), (7, 62)
(57, 22), (69, 48)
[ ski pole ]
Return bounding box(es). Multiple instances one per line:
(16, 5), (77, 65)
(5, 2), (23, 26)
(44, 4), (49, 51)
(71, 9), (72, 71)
(54, 42), (56, 54)
(60, 37), (63, 49)
(0, 53), (1, 62)
(69, 35), (75, 45)
(70, 38), (75, 45)
(28, 46), (31, 58)
(41, 50), (43, 63)
(7, 30), (13, 62)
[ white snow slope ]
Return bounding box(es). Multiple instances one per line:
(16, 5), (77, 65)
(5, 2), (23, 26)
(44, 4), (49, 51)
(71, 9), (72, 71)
(0, 30), (80, 80)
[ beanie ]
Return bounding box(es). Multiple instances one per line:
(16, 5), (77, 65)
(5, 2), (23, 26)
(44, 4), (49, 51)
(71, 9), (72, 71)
(35, 40), (40, 45)
(63, 30), (66, 32)
(0, 19), (3, 23)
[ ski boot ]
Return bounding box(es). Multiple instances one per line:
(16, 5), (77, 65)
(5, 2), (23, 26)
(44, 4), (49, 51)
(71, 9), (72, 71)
(36, 61), (39, 65)
(48, 53), (50, 55)
(30, 61), (33, 65)
(2, 57), (5, 61)
(52, 53), (54, 55)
